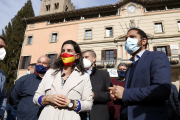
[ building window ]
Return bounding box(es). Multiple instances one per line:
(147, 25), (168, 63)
(51, 33), (58, 42)
(48, 54), (57, 67)
(27, 36), (33, 45)
(105, 27), (113, 37)
(21, 56), (31, 69)
(153, 45), (171, 56)
(101, 49), (117, 60)
(157, 46), (167, 54)
(65, 5), (68, 11)
(154, 23), (163, 33)
(46, 5), (50, 11)
(29, 24), (35, 28)
(178, 21), (180, 31)
(85, 30), (92, 39)
(55, 3), (59, 9)
(105, 50), (114, 60)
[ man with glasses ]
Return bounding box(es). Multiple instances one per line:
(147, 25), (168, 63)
(11, 55), (50, 120)
(107, 63), (128, 120)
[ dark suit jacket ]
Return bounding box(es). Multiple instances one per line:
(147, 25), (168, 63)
(89, 67), (112, 120)
(121, 50), (171, 120)
(11, 73), (43, 120)
(167, 84), (180, 120)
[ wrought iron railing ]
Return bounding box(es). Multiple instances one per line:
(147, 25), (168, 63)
(96, 55), (180, 69)
(168, 55), (180, 65)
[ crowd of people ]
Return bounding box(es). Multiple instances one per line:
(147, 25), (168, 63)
(0, 28), (180, 120)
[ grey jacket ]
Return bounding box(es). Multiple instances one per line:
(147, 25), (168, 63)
(0, 69), (6, 118)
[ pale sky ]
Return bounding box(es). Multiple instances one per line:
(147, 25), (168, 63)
(0, 0), (120, 35)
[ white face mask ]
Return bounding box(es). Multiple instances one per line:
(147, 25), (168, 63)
(83, 58), (92, 69)
(27, 71), (30, 75)
(0, 48), (6, 60)
(125, 38), (142, 55)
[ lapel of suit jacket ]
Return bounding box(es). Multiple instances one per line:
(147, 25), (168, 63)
(130, 50), (150, 87)
(62, 67), (84, 96)
(52, 71), (63, 94)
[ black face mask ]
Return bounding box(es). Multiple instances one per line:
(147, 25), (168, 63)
(35, 65), (49, 74)
(118, 70), (126, 78)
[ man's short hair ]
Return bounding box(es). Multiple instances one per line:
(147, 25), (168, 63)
(0, 36), (7, 44)
(117, 63), (128, 70)
(127, 28), (148, 49)
(29, 63), (36, 69)
(82, 50), (96, 58)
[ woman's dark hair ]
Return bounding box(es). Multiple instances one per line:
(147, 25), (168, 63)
(53, 40), (85, 75)
(0, 36), (7, 44)
(128, 28), (148, 49)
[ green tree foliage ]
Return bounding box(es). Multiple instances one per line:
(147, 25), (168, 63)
(1, 0), (35, 91)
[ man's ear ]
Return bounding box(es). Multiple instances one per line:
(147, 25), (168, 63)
(93, 57), (96, 63)
(142, 38), (147, 46)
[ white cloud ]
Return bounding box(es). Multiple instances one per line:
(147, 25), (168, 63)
(0, 0), (120, 35)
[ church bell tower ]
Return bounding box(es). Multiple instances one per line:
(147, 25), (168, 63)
(39, 0), (75, 16)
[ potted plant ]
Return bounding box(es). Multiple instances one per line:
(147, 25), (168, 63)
(96, 64), (105, 69)
(106, 64), (115, 68)
(170, 60), (179, 65)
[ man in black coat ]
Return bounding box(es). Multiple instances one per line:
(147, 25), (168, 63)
(167, 84), (180, 120)
(11, 55), (50, 120)
(81, 50), (112, 120)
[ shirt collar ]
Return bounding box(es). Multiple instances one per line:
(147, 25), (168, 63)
(85, 69), (92, 75)
(130, 50), (146, 64)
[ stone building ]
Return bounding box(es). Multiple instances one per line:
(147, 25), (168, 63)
(18, 0), (180, 88)
(39, 0), (75, 15)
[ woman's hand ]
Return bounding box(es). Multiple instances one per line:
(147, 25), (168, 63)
(43, 94), (70, 108)
(53, 94), (70, 108)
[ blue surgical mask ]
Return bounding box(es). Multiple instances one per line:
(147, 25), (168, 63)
(35, 65), (49, 74)
(27, 71), (30, 75)
(125, 38), (141, 55)
(118, 70), (126, 78)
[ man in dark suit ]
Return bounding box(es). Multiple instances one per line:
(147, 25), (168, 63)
(109, 28), (171, 120)
(81, 50), (112, 120)
(167, 84), (180, 120)
(0, 36), (7, 120)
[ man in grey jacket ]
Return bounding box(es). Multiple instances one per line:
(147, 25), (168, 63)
(0, 36), (7, 119)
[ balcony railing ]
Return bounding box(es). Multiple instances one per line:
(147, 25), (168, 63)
(96, 55), (180, 69)
(168, 55), (180, 65)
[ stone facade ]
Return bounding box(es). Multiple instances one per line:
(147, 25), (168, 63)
(19, 0), (180, 89)
(39, 0), (75, 16)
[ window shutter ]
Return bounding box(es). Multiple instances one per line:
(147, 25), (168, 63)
(55, 54), (58, 61)
(106, 29), (110, 37)
(178, 22), (180, 31)
(101, 50), (105, 60)
(19, 56), (24, 69)
(28, 56), (31, 66)
(166, 45), (171, 56)
(153, 46), (157, 51)
(114, 49), (117, 60)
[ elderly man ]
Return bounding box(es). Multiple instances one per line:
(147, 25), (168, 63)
(109, 28), (171, 120)
(0, 36), (7, 119)
(11, 55), (50, 120)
